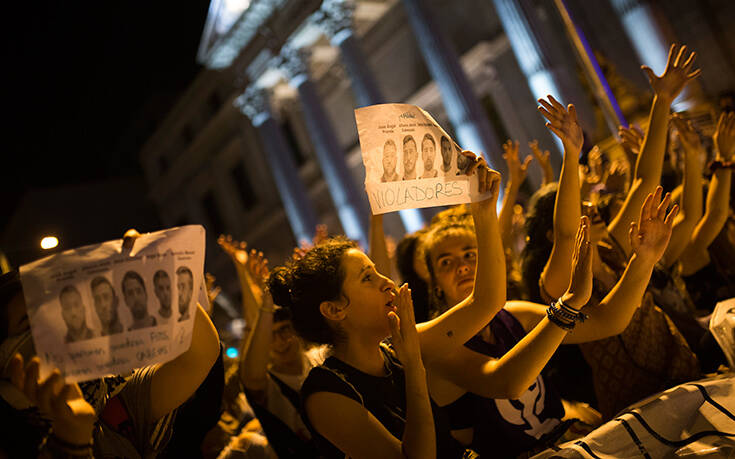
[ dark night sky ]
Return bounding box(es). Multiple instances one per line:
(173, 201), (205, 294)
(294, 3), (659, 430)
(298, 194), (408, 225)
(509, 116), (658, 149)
(4, 1), (211, 224)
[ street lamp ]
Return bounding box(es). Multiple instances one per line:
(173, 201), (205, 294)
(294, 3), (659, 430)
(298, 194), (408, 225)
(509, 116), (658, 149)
(40, 236), (58, 250)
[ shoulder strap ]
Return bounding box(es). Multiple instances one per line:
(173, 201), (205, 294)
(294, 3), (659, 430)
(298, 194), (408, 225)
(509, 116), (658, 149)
(268, 371), (302, 411)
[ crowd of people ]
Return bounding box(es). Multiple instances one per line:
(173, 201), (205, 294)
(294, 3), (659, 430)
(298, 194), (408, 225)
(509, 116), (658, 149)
(2, 42), (735, 458)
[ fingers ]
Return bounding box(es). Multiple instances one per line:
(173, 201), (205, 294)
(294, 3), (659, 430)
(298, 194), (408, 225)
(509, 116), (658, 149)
(640, 189), (655, 223)
(38, 370), (63, 414)
(568, 104), (578, 122)
(521, 155), (533, 172)
(664, 204), (680, 226)
(641, 65), (656, 83)
(673, 44), (687, 68)
(629, 221), (640, 252)
(665, 43), (676, 70)
(122, 229), (141, 251)
(388, 312), (401, 345)
(656, 192), (672, 220)
(7, 353), (24, 390)
(23, 357), (40, 404)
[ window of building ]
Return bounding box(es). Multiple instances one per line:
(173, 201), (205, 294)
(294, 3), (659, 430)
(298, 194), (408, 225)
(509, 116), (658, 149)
(280, 114), (307, 167)
(202, 191), (226, 236)
(231, 162), (258, 211)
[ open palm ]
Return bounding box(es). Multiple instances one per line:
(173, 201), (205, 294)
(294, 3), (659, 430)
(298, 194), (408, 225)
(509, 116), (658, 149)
(629, 186), (678, 263)
(538, 95), (583, 153)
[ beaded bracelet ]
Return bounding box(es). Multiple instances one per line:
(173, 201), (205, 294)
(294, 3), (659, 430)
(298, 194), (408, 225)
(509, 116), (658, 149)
(546, 306), (575, 331)
(557, 298), (588, 323)
(546, 298), (589, 331)
(708, 159), (735, 173)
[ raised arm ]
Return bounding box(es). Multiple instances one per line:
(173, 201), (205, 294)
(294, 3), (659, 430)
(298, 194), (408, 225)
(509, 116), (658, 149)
(661, 115), (704, 267)
(537, 95), (583, 299)
(369, 214), (393, 279)
(609, 44), (700, 256)
(510, 187), (677, 343)
(218, 235), (262, 327)
(239, 252), (274, 397)
(428, 217), (592, 399)
(499, 140), (532, 251)
(150, 302), (220, 421)
(680, 112), (735, 275)
(530, 140), (555, 186)
(119, 230), (220, 422)
(306, 285), (435, 459)
(417, 154), (505, 358)
(619, 124), (645, 172)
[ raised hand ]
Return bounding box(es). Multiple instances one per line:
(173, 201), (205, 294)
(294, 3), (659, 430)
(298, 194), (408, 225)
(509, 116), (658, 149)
(671, 113), (702, 153)
(463, 150), (502, 206)
(714, 112), (735, 159)
(618, 124), (645, 158)
(502, 140), (532, 187)
(642, 44), (700, 102)
(218, 235), (248, 267)
(529, 140), (554, 185)
(561, 216), (593, 310)
(387, 284), (422, 367)
(629, 186), (678, 263)
(312, 224), (329, 246)
(205, 273), (221, 306)
(604, 160), (629, 194)
(538, 95), (584, 153)
(7, 353), (96, 446)
(245, 249), (270, 292)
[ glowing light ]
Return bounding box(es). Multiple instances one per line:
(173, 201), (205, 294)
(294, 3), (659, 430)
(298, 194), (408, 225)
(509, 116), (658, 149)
(226, 347), (239, 358)
(40, 236), (58, 250)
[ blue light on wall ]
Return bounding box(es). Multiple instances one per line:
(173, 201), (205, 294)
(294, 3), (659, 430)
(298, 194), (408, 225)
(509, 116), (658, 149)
(226, 347), (239, 358)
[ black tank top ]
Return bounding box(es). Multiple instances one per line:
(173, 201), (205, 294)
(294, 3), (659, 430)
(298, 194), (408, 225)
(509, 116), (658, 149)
(300, 343), (470, 458)
(442, 309), (566, 457)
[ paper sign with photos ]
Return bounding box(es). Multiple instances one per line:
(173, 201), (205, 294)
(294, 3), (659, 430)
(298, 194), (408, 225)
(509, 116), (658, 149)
(355, 103), (492, 214)
(19, 225), (205, 382)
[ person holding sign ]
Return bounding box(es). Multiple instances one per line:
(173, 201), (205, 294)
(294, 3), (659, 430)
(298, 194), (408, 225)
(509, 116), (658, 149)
(268, 155), (503, 458)
(59, 285), (96, 343)
(402, 135), (418, 180)
(420, 133), (439, 178)
(122, 271), (157, 331)
(380, 140), (400, 183)
(90, 276), (123, 336)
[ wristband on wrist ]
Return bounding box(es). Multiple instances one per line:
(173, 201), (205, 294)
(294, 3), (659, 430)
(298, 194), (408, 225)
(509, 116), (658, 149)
(546, 298), (588, 331)
(708, 159), (735, 173)
(41, 433), (94, 459)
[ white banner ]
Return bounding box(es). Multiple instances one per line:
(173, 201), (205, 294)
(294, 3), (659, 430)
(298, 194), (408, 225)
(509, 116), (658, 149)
(355, 103), (492, 214)
(19, 225), (206, 382)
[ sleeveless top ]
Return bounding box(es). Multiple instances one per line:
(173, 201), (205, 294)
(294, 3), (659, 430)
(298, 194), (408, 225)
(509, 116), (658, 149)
(442, 309), (566, 458)
(300, 343), (469, 459)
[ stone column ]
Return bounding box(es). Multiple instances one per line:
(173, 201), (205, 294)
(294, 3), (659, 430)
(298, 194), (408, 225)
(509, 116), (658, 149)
(316, 0), (425, 233)
(400, 0), (504, 173)
(278, 45), (369, 246)
(493, 0), (600, 133)
(234, 86), (317, 245)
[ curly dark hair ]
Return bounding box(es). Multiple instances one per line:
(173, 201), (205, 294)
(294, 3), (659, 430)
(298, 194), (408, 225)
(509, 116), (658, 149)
(267, 237), (357, 346)
(520, 182), (558, 302)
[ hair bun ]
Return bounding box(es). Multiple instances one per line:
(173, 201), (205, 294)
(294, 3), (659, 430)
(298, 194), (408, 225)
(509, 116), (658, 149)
(267, 266), (294, 310)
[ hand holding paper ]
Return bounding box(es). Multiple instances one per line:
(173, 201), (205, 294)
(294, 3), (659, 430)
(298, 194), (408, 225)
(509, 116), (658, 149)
(355, 103), (496, 214)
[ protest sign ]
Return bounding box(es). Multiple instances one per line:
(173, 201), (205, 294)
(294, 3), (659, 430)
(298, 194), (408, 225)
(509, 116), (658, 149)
(19, 225), (205, 382)
(355, 103), (492, 214)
